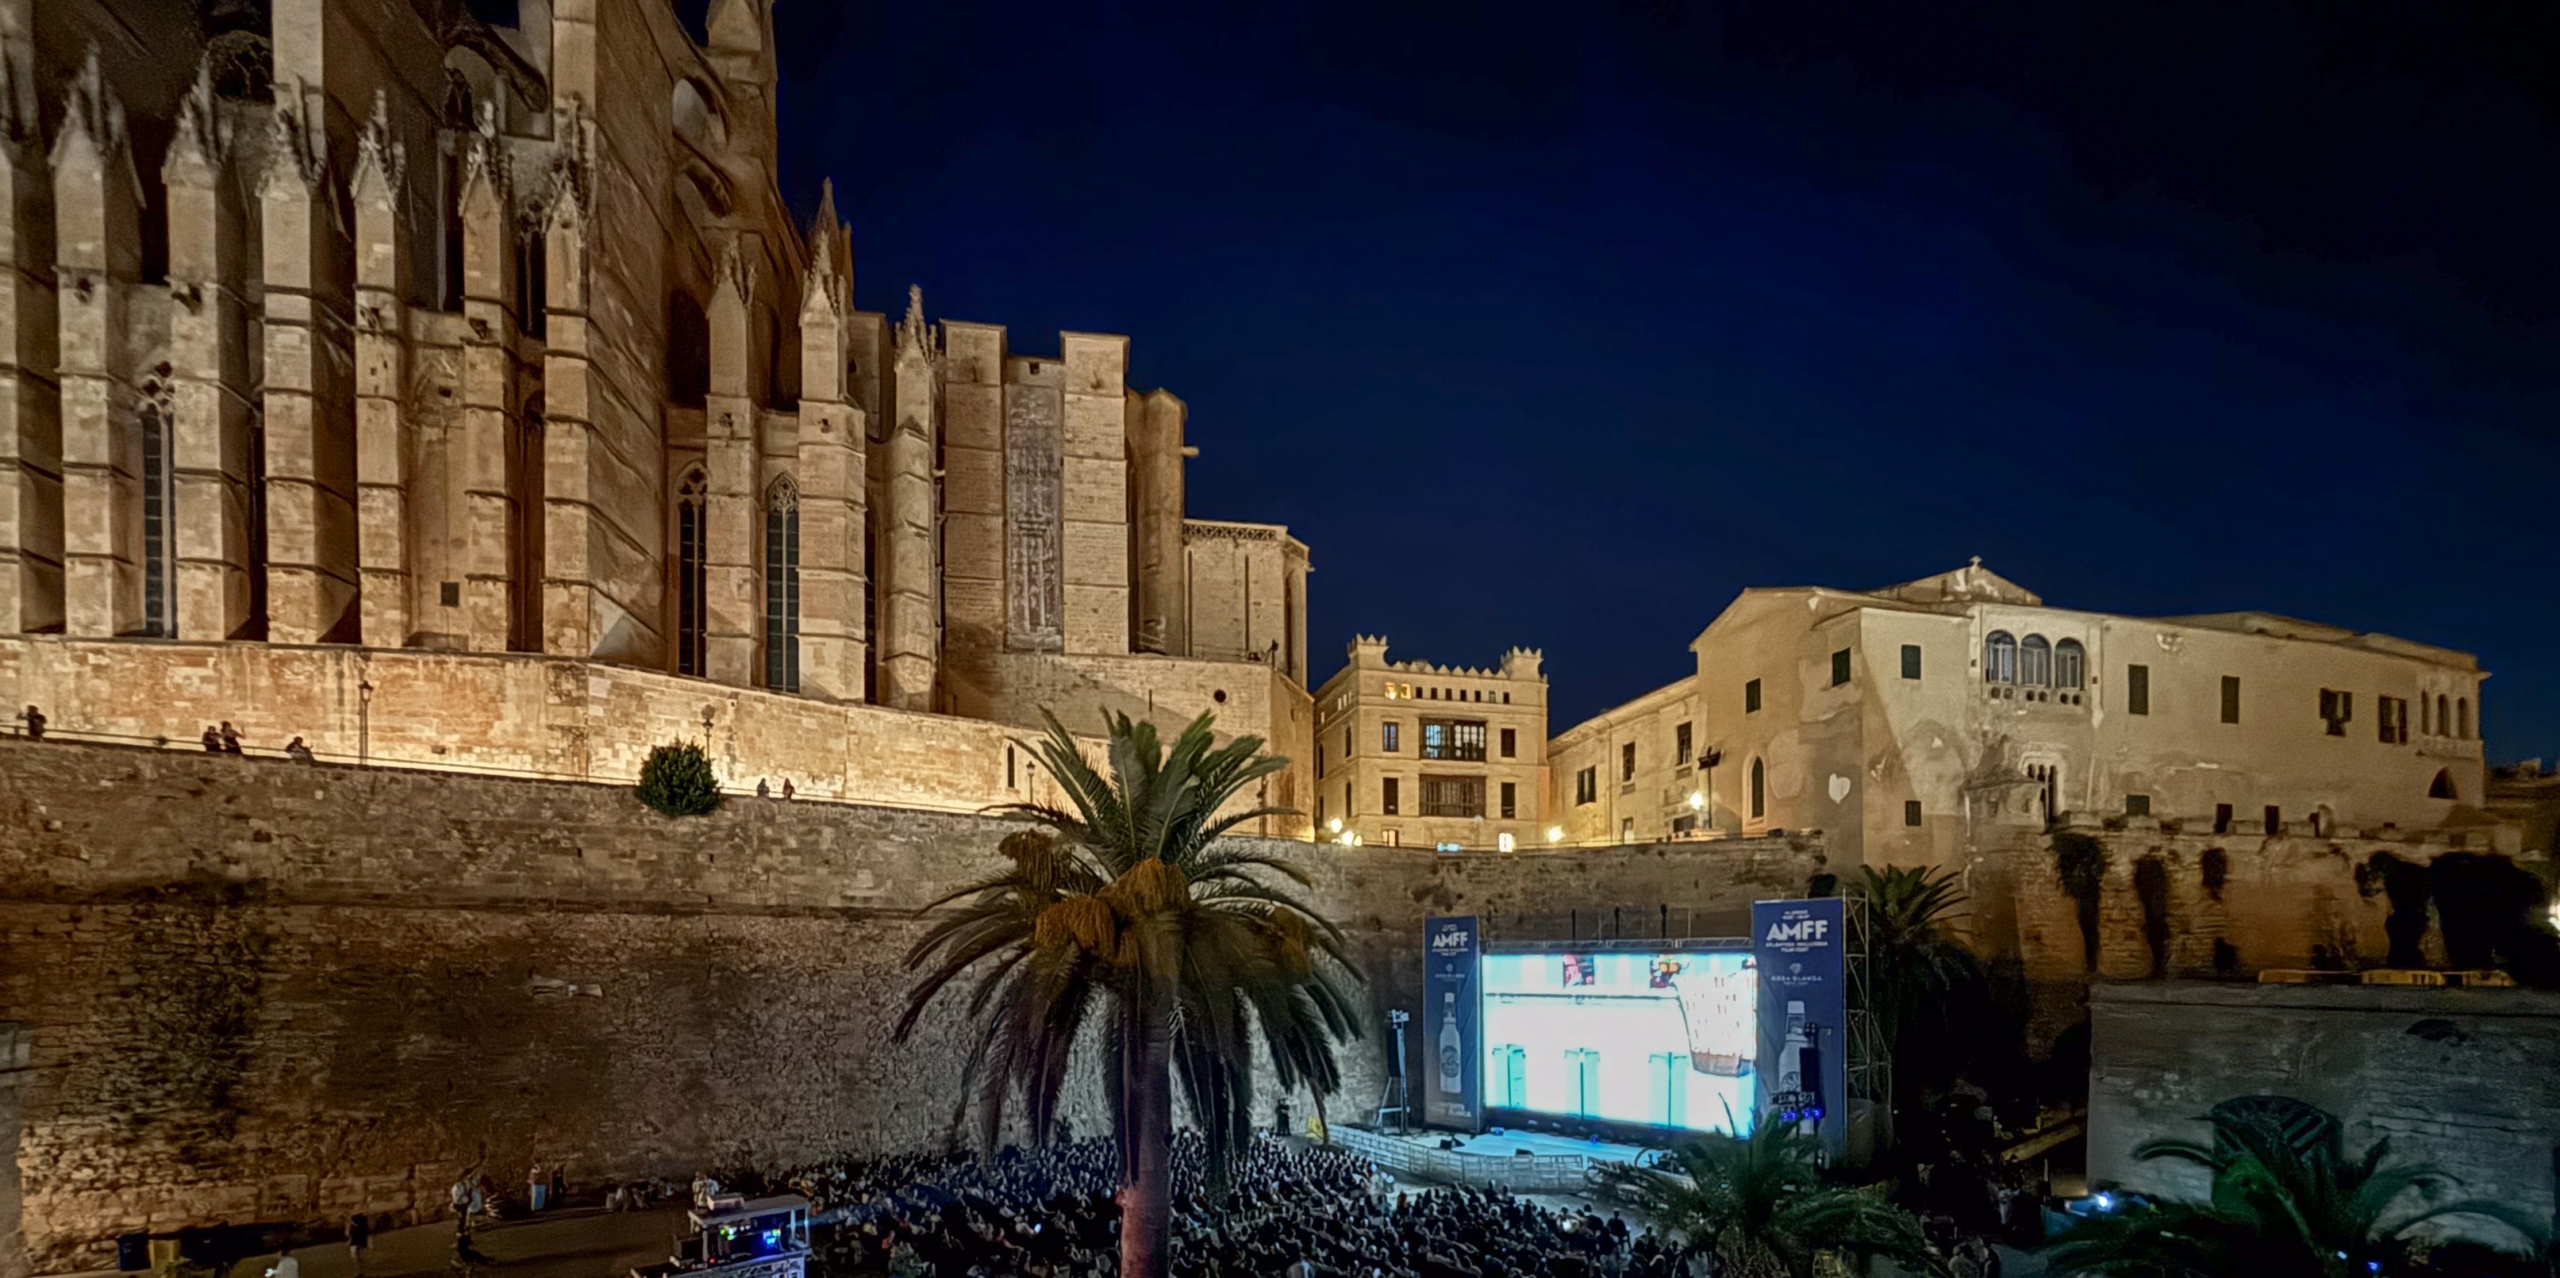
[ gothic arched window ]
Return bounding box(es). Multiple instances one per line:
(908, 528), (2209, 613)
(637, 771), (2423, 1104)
(1983, 631), (2017, 684)
(2019, 634), (2052, 687)
(763, 476), (800, 692)
(676, 469), (707, 676)
(140, 404), (175, 637)
(1749, 757), (1766, 820)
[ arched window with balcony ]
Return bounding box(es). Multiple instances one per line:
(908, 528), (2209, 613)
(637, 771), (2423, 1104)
(1984, 631), (2017, 684)
(1749, 757), (1766, 820)
(2437, 694), (2450, 737)
(2456, 697), (2470, 740)
(2054, 638), (2085, 690)
(675, 469), (707, 676)
(763, 475), (800, 692)
(2019, 634), (2052, 687)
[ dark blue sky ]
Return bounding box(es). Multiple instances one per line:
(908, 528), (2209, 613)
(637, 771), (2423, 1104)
(765, 0), (2560, 759)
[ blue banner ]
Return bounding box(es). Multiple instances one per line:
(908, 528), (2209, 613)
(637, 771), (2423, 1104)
(1753, 898), (1847, 1157)
(1423, 916), (1480, 1129)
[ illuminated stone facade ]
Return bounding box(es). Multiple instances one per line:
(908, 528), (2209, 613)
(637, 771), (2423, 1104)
(1309, 636), (1548, 851)
(1548, 561), (2496, 865)
(0, 0), (1312, 825)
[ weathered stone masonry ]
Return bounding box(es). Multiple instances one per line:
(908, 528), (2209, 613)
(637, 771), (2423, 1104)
(0, 739), (1825, 1268)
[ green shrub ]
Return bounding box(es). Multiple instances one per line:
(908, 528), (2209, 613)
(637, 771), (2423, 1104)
(637, 740), (723, 817)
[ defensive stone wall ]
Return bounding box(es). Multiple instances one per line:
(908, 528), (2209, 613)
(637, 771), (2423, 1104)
(0, 636), (1314, 835)
(1966, 821), (2545, 1051)
(2089, 982), (2560, 1249)
(0, 739), (1823, 1267)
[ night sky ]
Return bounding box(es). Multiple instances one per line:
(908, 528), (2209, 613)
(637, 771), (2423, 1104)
(763, 1), (2560, 760)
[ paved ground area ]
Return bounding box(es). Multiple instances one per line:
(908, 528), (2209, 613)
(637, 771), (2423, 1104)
(211, 1209), (694, 1278)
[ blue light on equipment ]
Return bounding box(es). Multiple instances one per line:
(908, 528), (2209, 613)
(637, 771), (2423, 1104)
(2092, 1192), (2116, 1212)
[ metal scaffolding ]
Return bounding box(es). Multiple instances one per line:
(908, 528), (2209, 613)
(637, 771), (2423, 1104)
(1843, 891), (1894, 1154)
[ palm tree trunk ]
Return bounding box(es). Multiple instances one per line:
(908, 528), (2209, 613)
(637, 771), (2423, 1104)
(1119, 1008), (1176, 1278)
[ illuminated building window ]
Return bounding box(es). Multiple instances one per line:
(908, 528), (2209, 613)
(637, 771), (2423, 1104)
(2378, 696), (2408, 745)
(2019, 635), (2050, 687)
(676, 470), (707, 675)
(1983, 632), (2017, 684)
(2054, 639), (2084, 690)
(1421, 719), (1486, 762)
(1422, 775), (1484, 818)
(140, 406), (175, 637)
(762, 477), (800, 692)
(2126, 663), (2150, 716)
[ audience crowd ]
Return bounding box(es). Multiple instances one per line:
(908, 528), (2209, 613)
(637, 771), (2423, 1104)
(725, 1135), (1700, 1278)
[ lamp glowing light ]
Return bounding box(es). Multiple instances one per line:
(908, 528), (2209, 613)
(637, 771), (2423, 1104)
(1545, 825), (1564, 844)
(1327, 817), (1343, 834)
(1497, 832), (1516, 853)
(1687, 791), (1705, 810)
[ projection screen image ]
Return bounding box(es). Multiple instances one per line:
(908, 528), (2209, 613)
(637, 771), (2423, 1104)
(1479, 950), (1757, 1136)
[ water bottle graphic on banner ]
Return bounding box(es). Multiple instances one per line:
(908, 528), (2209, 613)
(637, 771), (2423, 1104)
(1437, 991), (1464, 1096)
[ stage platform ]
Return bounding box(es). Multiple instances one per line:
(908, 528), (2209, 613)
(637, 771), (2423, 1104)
(1444, 1129), (1659, 1166)
(1330, 1125), (1668, 1193)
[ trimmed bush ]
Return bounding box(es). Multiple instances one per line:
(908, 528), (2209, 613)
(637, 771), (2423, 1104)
(637, 741), (723, 817)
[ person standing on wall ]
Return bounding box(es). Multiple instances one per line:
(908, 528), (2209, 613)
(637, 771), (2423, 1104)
(451, 1170), (476, 1238)
(528, 1159), (548, 1212)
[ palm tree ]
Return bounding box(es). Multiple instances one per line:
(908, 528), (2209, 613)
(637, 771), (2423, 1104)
(1852, 865), (1989, 1138)
(894, 710), (1365, 1278)
(1595, 1121), (1939, 1278)
(2048, 1098), (2545, 1277)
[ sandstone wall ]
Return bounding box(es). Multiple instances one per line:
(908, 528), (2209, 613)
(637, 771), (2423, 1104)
(0, 739), (1823, 1267)
(2089, 982), (2560, 1249)
(0, 637), (1314, 833)
(1967, 822), (2538, 1051)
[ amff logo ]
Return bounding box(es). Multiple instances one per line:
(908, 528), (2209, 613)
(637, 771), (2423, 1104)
(1429, 927), (1473, 953)
(1765, 917), (1830, 944)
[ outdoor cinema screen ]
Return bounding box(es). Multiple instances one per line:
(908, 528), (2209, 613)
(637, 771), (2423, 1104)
(1478, 949), (1757, 1136)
